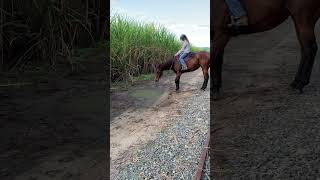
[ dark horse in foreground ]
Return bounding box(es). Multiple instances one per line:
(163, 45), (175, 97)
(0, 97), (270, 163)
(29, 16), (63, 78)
(155, 51), (210, 91)
(212, 0), (320, 97)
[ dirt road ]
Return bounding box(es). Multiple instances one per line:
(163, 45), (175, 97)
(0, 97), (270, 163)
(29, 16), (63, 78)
(110, 68), (209, 177)
(212, 19), (320, 179)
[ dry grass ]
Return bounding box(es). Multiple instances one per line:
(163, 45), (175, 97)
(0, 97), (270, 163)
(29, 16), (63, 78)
(1, 0), (105, 72)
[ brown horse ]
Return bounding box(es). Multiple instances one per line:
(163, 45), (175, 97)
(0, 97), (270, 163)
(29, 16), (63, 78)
(155, 51), (210, 91)
(212, 0), (320, 96)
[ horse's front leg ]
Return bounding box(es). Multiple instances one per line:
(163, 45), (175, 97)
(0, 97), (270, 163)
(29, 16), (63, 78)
(175, 72), (182, 91)
(211, 32), (230, 98)
(212, 50), (224, 94)
(291, 15), (317, 93)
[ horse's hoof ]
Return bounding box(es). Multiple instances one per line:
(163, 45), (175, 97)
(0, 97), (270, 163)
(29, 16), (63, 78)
(290, 80), (305, 94)
(298, 88), (303, 94)
(292, 88), (303, 94)
(211, 91), (221, 100)
(212, 93), (221, 101)
(295, 82), (305, 94)
(296, 87), (304, 94)
(200, 87), (206, 91)
(290, 80), (298, 89)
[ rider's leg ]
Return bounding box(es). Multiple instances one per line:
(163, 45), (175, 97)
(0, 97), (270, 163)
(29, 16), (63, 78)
(179, 52), (188, 70)
(225, 0), (248, 26)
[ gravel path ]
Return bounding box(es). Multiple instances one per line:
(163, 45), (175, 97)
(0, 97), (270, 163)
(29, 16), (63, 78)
(113, 89), (209, 179)
(212, 19), (320, 179)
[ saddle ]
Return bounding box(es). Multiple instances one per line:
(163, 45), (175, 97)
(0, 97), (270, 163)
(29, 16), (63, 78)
(175, 52), (196, 62)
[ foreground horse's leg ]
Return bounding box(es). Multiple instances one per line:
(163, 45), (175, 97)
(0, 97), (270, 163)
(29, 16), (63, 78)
(291, 15), (318, 93)
(212, 50), (225, 94)
(211, 31), (230, 97)
(175, 71), (182, 91)
(201, 65), (209, 90)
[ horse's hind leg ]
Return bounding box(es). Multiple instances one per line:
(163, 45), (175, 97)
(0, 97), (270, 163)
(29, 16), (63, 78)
(211, 31), (230, 95)
(201, 65), (209, 90)
(290, 13), (318, 93)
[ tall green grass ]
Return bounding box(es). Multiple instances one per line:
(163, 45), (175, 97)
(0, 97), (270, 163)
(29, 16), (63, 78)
(110, 14), (199, 83)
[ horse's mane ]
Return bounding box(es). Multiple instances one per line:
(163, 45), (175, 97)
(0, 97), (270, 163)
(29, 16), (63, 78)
(160, 57), (175, 70)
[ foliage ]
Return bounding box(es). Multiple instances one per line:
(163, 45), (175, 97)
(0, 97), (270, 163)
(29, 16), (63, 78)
(110, 14), (200, 82)
(0, 0), (106, 72)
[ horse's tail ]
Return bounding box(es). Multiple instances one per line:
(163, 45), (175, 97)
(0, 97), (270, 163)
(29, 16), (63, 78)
(205, 51), (211, 69)
(208, 52), (211, 69)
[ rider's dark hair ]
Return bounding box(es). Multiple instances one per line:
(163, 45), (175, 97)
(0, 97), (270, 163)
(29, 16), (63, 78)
(180, 34), (189, 43)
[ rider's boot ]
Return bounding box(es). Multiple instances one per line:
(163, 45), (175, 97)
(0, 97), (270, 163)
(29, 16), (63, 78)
(181, 64), (188, 71)
(228, 15), (248, 27)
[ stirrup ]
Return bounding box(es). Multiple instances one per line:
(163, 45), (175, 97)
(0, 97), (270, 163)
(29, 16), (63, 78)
(227, 24), (250, 36)
(181, 65), (188, 71)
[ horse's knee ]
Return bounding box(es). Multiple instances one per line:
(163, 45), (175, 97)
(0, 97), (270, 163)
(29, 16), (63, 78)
(304, 42), (318, 55)
(311, 42), (318, 55)
(312, 41), (318, 50)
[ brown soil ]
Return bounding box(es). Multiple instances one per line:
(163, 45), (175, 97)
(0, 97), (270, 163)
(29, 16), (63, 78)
(0, 58), (108, 180)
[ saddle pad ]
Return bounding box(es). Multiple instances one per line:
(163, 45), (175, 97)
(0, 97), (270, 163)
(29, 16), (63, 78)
(176, 52), (196, 62)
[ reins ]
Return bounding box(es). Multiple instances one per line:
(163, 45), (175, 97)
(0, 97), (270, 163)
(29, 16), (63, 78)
(170, 58), (175, 70)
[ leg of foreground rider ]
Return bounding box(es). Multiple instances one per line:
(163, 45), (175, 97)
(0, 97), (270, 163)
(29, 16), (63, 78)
(225, 0), (248, 26)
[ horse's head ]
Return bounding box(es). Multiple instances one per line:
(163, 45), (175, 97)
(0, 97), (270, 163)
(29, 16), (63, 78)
(154, 64), (163, 82)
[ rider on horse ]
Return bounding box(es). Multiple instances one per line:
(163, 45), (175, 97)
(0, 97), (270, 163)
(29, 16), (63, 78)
(225, 0), (248, 28)
(175, 34), (190, 71)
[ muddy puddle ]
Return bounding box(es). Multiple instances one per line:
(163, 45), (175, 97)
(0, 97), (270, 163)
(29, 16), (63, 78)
(110, 84), (167, 121)
(129, 87), (165, 106)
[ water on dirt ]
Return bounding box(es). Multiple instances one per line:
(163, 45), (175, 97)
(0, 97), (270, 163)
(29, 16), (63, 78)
(129, 88), (165, 106)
